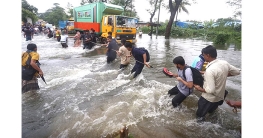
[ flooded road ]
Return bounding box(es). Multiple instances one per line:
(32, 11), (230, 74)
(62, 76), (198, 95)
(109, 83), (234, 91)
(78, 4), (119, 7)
(22, 33), (241, 138)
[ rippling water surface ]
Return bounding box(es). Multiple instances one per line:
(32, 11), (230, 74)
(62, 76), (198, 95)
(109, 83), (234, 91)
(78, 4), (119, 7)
(22, 33), (241, 138)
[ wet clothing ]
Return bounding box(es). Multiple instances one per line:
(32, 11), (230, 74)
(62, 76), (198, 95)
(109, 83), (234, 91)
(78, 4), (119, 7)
(56, 30), (61, 42)
(106, 40), (118, 63)
(22, 51), (40, 77)
(196, 59), (241, 119)
(120, 64), (129, 69)
(83, 34), (92, 49)
(168, 67), (193, 107)
(191, 54), (205, 71)
(168, 86), (187, 107)
(22, 76), (39, 93)
(23, 29), (33, 41)
(60, 35), (68, 48)
(202, 59), (240, 102)
(90, 32), (97, 43)
(22, 51), (40, 93)
(48, 29), (53, 38)
(118, 46), (131, 65)
(130, 47), (146, 78)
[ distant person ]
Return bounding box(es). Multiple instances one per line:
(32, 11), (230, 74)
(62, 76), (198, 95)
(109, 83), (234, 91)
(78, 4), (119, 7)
(116, 38), (131, 69)
(194, 45), (241, 122)
(22, 43), (44, 93)
(38, 26), (43, 34)
(124, 41), (150, 79)
(74, 31), (81, 47)
(167, 56), (194, 108)
(83, 30), (93, 49)
(47, 27), (53, 38)
(23, 27), (33, 41)
(55, 28), (61, 42)
(60, 29), (68, 48)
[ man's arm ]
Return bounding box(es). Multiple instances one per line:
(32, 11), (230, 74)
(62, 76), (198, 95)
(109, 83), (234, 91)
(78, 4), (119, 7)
(30, 59), (43, 76)
(228, 64), (241, 77)
(143, 53), (150, 68)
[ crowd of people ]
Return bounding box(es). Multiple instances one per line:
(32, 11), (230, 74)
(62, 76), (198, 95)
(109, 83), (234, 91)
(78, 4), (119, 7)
(21, 28), (241, 125)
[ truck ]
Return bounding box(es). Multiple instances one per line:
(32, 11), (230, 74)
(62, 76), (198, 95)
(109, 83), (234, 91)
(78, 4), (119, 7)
(59, 18), (75, 33)
(73, 1), (138, 44)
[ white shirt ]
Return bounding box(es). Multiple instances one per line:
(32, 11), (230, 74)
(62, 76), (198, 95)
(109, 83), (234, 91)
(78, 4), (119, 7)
(118, 46), (130, 65)
(202, 59), (241, 102)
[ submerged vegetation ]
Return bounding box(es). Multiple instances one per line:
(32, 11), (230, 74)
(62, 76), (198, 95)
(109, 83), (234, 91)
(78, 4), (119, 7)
(140, 18), (241, 50)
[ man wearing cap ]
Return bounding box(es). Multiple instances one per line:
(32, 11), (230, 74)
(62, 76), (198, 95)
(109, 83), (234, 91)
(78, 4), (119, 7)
(22, 43), (44, 93)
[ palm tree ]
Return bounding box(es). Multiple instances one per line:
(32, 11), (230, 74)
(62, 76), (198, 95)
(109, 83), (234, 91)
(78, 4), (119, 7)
(175, 1), (190, 23)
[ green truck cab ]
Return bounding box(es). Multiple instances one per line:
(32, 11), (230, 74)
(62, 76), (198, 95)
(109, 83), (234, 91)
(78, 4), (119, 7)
(73, 2), (137, 44)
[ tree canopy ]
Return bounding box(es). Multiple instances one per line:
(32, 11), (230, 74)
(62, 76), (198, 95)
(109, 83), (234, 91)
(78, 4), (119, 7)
(22, 0), (38, 23)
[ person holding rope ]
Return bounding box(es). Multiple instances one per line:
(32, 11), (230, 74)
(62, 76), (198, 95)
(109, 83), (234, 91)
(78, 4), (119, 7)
(193, 45), (241, 122)
(106, 36), (118, 63)
(124, 41), (150, 79)
(22, 43), (44, 93)
(116, 38), (131, 69)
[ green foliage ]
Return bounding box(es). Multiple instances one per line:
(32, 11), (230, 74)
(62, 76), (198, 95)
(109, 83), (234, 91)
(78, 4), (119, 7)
(22, 8), (38, 23)
(213, 32), (230, 45)
(22, 0), (38, 23)
(40, 3), (68, 26)
(140, 19), (241, 48)
(22, 0), (38, 14)
(111, 0), (138, 17)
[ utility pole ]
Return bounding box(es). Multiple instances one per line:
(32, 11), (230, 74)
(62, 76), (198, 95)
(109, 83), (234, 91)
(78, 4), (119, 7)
(156, 0), (161, 39)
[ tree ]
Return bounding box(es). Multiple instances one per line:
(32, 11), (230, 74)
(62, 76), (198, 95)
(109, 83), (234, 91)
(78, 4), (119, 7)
(22, 8), (38, 24)
(226, 0), (241, 19)
(81, 0), (99, 5)
(164, 0), (182, 39)
(146, 0), (161, 37)
(175, 1), (190, 25)
(110, 0), (138, 17)
(41, 3), (68, 26)
(66, 2), (74, 18)
(22, 0), (38, 24)
(164, 0), (196, 39)
(22, 0), (38, 14)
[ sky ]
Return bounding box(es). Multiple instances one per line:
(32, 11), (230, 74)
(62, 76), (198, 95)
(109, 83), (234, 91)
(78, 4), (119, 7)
(25, 0), (238, 22)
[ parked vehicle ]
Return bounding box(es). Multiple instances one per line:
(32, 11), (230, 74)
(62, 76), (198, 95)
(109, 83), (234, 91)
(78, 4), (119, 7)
(73, 1), (138, 44)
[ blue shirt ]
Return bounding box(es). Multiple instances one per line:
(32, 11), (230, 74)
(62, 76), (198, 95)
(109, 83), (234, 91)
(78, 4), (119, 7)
(131, 47), (145, 63)
(191, 54), (205, 71)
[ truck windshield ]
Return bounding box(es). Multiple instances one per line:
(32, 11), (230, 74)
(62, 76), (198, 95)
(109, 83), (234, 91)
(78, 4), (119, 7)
(116, 16), (137, 28)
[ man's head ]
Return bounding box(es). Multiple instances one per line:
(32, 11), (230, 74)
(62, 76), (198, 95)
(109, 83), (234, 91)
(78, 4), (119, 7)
(202, 45), (217, 62)
(121, 38), (126, 45)
(107, 36), (112, 42)
(27, 43), (37, 51)
(173, 56), (185, 70)
(124, 41), (133, 51)
(108, 31), (112, 36)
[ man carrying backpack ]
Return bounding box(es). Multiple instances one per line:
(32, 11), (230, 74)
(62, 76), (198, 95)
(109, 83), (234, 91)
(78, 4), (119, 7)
(124, 42), (150, 79)
(193, 45), (241, 122)
(22, 43), (44, 93)
(168, 56), (194, 108)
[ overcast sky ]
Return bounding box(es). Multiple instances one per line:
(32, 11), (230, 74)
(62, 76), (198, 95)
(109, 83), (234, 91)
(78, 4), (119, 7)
(25, 0), (237, 22)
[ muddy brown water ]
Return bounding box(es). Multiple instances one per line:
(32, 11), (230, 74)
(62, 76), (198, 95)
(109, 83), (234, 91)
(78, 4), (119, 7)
(22, 33), (241, 138)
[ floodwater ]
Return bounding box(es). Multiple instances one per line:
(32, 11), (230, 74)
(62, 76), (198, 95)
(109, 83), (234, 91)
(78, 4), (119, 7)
(22, 33), (241, 138)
